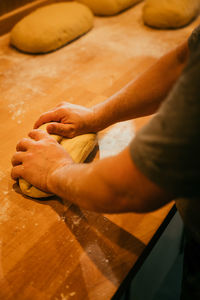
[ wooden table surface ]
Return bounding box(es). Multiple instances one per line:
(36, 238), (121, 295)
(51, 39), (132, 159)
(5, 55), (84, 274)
(0, 2), (199, 300)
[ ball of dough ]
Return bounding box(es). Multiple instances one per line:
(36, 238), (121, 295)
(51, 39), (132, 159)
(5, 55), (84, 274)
(143, 0), (200, 29)
(10, 2), (94, 53)
(18, 123), (97, 198)
(77, 0), (143, 16)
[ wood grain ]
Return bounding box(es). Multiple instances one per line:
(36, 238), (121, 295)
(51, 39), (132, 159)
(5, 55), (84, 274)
(0, 2), (199, 299)
(0, 0), (35, 17)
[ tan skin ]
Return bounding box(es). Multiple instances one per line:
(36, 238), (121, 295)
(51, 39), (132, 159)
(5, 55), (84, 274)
(11, 41), (189, 213)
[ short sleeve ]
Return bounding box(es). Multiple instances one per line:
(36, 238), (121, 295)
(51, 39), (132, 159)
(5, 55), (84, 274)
(130, 49), (200, 197)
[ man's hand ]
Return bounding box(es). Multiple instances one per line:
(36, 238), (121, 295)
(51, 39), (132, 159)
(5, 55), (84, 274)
(11, 130), (73, 193)
(34, 102), (96, 138)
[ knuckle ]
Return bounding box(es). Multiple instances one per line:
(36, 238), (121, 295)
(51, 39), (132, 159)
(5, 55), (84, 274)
(68, 127), (76, 138)
(47, 124), (54, 131)
(16, 140), (23, 149)
(12, 152), (18, 161)
(39, 112), (50, 121)
(28, 130), (35, 137)
(11, 156), (15, 165)
(11, 169), (15, 179)
(41, 111), (49, 117)
(22, 137), (29, 143)
(39, 113), (46, 120)
(17, 139), (23, 146)
(58, 127), (65, 135)
(58, 108), (66, 115)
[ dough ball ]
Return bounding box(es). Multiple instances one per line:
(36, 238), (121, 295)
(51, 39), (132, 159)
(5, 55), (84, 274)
(60, 134), (97, 163)
(143, 0), (200, 29)
(18, 123), (97, 198)
(77, 0), (143, 16)
(19, 178), (53, 198)
(10, 2), (94, 53)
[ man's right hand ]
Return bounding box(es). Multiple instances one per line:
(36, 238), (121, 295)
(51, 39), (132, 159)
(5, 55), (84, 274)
(34, 102), (96, 138)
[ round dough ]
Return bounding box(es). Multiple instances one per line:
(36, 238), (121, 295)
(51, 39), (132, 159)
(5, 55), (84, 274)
(77, 0), (143, 16)
(143, 0), (200, 29)
(19, 124), (97, 198)
(10, 2), (94, 53)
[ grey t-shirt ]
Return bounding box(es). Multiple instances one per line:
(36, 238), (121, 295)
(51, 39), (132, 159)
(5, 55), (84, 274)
(130, 39), (200, 243)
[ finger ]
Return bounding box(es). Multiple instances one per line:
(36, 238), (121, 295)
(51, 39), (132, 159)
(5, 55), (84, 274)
(46, 123), (75, 138)
(28, 129), (50, 141)
(11, 165), (24, 180)
(34, 111), (61, 129)
(16, 138), (32, 152)
(11, 152), (24, 166)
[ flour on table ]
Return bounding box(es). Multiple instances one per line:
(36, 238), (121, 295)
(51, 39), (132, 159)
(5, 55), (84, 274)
(8, 101), (26, 122)
(99, 120), (135, 158)
(0, 197), (10, 224)
(0, 171), (6, 182)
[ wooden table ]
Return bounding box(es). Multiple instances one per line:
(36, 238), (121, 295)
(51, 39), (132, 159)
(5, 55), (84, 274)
(0, 2), (199, 299)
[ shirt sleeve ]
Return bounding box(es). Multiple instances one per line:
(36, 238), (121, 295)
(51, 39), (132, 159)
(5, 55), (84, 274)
(130, 49), (200, 197)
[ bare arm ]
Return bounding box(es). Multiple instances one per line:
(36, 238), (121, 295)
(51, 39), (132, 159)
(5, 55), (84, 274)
(34, 42), (189, 136)
(11, 131), (173, 213)
(48, 147), (173, 213)
(91, 41), (189, 131)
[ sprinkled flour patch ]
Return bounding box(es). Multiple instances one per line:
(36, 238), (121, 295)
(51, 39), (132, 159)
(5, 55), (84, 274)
(8, 101), (26, 121)
(55, 291), (76, 300)
(0, 197), (10, 224)
(0, 171), (6, 182)
(99, 120), (135, 158)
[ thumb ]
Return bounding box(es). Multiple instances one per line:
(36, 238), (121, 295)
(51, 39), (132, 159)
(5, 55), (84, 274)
(46, 123), (75, 138)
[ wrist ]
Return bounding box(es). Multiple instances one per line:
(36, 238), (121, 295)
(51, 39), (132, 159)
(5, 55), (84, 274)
(90, 105), (103, 132)
(91, 103), (113, 132)
(46, 160), (73, 195)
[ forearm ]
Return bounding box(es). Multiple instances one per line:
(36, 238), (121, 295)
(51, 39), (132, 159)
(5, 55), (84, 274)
(48, 157), (127, 213)
(47, 148), (172, 213)
(91, 42), (189, 131)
